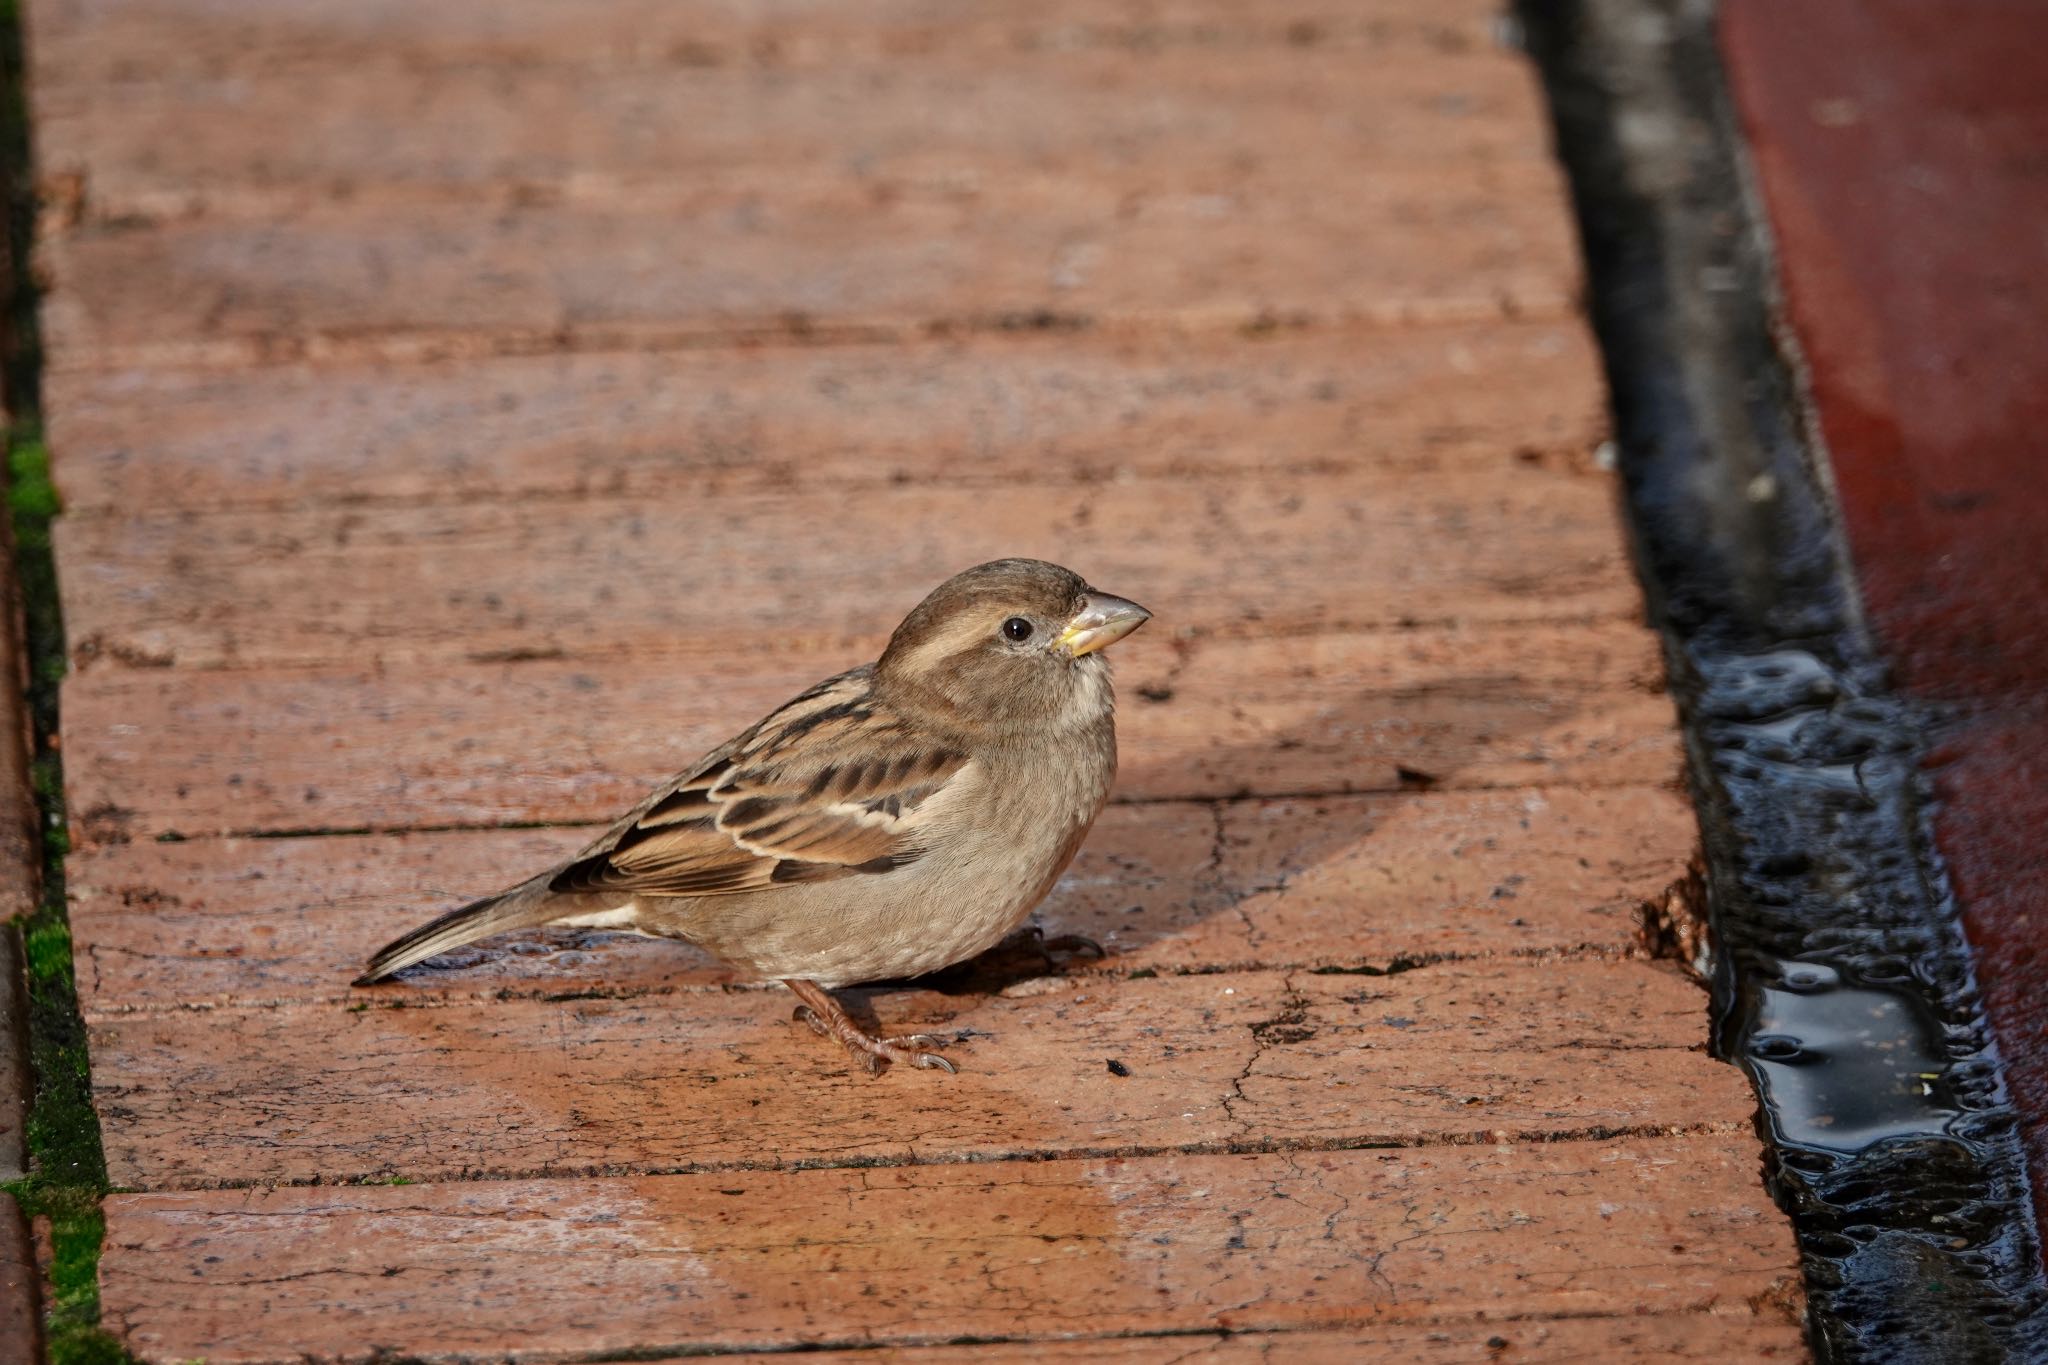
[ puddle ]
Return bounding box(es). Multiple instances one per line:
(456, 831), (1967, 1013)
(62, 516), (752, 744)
(1741, 960), (1957, 1152)
(1706, 648), (1845, 720)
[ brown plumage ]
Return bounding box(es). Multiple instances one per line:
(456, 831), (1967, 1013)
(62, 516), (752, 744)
(355, 559), (1151, 1075)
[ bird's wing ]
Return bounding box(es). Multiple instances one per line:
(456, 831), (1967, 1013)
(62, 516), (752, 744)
(547, 666), (970, 898)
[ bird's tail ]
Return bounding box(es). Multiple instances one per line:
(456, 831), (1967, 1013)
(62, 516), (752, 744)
(353, 883), (555, 986)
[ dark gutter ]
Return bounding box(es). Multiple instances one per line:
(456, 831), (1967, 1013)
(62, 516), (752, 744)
(1515, 0), (2048, 1358)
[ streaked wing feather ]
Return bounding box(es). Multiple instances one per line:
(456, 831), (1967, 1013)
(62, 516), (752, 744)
(549, 666), (967, 898)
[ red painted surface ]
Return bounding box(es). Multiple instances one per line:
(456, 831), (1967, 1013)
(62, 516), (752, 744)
(1721, 0), (2048, 1242)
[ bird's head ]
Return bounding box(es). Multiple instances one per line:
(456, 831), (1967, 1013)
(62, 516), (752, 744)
(876, 558), (1152, 733)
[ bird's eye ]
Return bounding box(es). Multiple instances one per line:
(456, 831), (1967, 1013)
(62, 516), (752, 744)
(1002, 617), (1035, 642)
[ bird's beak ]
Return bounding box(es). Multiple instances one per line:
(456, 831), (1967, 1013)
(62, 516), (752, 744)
(1057, 592), (1152, 658)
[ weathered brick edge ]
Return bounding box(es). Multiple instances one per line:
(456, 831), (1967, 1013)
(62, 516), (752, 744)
(1, 513), (35, 1180)
(0, 528), (41, 1354)
(0, 1188), (39, 1365)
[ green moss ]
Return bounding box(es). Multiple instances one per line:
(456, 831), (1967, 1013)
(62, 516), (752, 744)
(7, 437), (57, 523)
(23, 917), (68, 981)
(42, 1207), (114, 1355)
(4, 427), (125, 1365)
(3, 428), (128, 1365)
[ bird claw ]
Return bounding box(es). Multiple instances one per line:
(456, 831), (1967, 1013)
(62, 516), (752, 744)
(851, 1035), (956, 1076)
(882, 1037), (958, 1073)
(783, 980), (962, 1077)
(1039, 932), (1105, 961)
(999, 925), (1105, 966)
(861, 1033), (956, 1074)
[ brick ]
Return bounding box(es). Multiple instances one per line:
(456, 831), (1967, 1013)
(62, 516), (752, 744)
(1208, 787), (1694, 967)
(29, 0), (1504, 87)
(1129, 625), (1675, 799)
(55, 469), (1641, 674)
(0, 929), (26, 1179)
(67, 786), (1696, 1014)
(0, 1194), (36, 1365)
(98, 1138), (1801, 1360)
(0, 546), (33, 1182)
(37, 46), (1553, 221)
(37, 161), (1577, 371)
(89, 961), (1734, 1188)
(43, 322), (1607, 513)
(0, 571), (33, 920)
(60, 621), (1675, 839)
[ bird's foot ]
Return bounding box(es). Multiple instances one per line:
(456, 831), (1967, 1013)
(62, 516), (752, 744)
(999, 924), (1105, 966)
(1041, 932), (1106, 961)
(784, 978), (958, 1076)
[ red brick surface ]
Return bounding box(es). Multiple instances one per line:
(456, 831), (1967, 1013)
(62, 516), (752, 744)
(44, 322), (1606, 513)
(56, 470), (1639, 673)
(93, 961), (1742, 1188)
(100, 1139), (1797, 1361)
(27, 0), (1802, 1356)
(29, 0), (1499, 84)
(38, 174), (1577, 373)
(37, 46), (1553, 210)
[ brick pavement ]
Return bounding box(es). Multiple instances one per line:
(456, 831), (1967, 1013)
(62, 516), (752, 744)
(25, 0), (1805, 1357)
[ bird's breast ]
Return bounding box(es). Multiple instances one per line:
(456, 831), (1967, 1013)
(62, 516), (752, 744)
(675, 730), (1114, 987)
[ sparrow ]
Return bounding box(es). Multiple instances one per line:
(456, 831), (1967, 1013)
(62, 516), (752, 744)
(355, 558), (1151, 1076)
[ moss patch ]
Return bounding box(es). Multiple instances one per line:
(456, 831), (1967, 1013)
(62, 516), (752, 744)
(4, 428), (128, 1365)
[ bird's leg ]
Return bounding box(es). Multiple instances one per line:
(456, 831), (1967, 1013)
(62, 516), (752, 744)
(782, 978), (958, 1076)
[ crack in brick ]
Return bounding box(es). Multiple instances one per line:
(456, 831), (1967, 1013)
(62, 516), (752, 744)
(1194, 800), (1267, 956)
(47, 14), (1506, 90)
(93, 769), (1680, 845)
(48, 286), (1583, 377)
(1247, 975), (1317, 1049)
(116, 1119), (1756, 1194)
(1361, 1196), (1455, 1305)
(76, 939), (1663, 1019)
(548, 1312), (1776, 1362)
(1223, 970), (1322, 1133)
(62, 444), (1587, 521)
